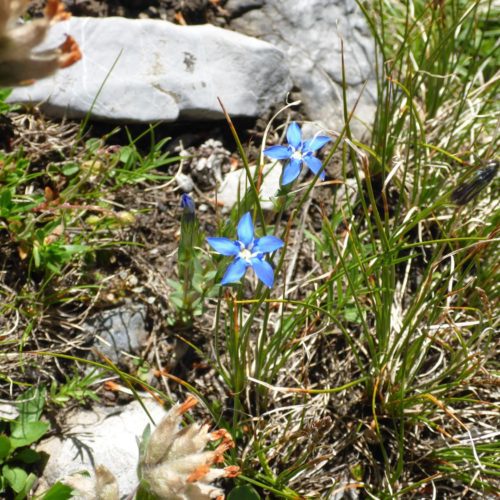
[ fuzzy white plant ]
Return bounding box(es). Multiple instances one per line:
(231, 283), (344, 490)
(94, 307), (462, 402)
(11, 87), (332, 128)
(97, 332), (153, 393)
(139, 396), (240, 500)
(63, 465), (120, 500)
(63, 396), (239, 500)
(0, 0), (81, 87)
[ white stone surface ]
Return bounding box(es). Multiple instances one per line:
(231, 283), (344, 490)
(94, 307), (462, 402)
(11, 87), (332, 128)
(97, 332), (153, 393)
(0, 403), (19, 420)
(37, 399), (166, 496)
(8, 17), (292, 122)
(231, 0), (378, 137)
(217, 162), (281, 212)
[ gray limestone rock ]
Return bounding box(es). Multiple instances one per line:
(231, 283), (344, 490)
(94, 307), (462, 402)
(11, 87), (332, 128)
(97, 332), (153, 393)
(231, 0), (378, 137)
(8, 17), (292, 122)
(83, 304), (148, 363)
(225, 0), (265, 17)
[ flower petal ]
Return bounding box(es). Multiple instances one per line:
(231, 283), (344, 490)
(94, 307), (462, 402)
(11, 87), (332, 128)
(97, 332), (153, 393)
(286, 122), (302, 149)
(250, 258), (275, 288)
(281, 159), (302, 185)
(304, 155), (325, 180)
(304, 135), (331, 152)
(206, 237), (240, 256)
(180, 194), (196, 213)
(263, 145), (292, 160)
(253, 236), (284, 254)
(221, 258), (248, 285)
(237, 212), (254, 247)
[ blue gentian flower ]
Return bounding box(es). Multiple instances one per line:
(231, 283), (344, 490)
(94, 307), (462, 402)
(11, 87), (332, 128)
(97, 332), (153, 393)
(180, 193), (196, 214)
(263, 122), (331, 185)
(206, 212), (284, 288)
(180, 193), (196, 221)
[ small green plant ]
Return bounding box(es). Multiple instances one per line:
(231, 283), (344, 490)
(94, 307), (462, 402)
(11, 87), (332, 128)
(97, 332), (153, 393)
(0, 88), (19, 113)
(0, 387), (48, 498)
(49, 370), (101, 407)
(106, 127), (178, 188)
(167, 194), (218, 326)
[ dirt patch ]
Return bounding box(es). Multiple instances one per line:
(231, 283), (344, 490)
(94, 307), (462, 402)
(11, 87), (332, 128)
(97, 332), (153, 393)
(29, 0), (230, 26)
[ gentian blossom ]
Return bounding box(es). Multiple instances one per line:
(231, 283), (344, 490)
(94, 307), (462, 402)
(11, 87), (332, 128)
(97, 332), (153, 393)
(207, 212), (284, 288)
(264, 121), (331, 185)
(180, 193), (196, 222)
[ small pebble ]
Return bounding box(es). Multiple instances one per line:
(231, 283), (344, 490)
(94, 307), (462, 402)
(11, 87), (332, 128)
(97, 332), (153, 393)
(175, 173), (195, 192)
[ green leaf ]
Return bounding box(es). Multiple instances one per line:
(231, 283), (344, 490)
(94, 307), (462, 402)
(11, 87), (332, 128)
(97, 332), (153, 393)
(165, 279), (182, 292)
(0, 435), (10, 460)
(137, 424), (151, 462)
(169, 292), (184, 309)
(61, 163), (80, 177)
(14, 472), (37, 500)
(16, 387), (46, 426)
(135, 481), (157, 500)
(10, 421), (49, 449)
(0, 189), (13, 215)
(344, 306), (362, 323)
(13, 447), (40, 464)
(2, 464), (28, 493)
(32, 245), (40, 268)
(0, 88), (20, 113)
(228, 485), (261, 500)
(38, 481), (74, 500)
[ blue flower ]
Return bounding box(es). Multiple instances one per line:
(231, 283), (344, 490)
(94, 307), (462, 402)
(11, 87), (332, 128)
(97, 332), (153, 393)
(206, 212), (284, 288)
(180, 193), (196, 214)
(263, 122), (331, 185)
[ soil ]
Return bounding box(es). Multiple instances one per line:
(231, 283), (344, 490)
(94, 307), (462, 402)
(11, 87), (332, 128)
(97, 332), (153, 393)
(29, 0), (231, 26)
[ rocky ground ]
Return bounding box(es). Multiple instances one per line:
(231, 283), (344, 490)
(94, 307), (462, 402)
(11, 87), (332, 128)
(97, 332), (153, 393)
(2, 2), (348, 496)
(5, 1), (495, 498)
(29, 0), (231, 25)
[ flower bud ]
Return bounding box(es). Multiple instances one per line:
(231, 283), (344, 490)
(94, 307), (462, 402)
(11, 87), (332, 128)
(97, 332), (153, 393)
(115, 211), (136, 225)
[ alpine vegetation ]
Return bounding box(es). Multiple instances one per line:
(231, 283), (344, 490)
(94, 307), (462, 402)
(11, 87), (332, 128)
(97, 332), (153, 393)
(207, 211), (284, 288)
(263, 121), (331, 185)
(139, 396), (240, 499)
(63, 465), (119, 500)
(0, 0), (81, 87)
(63, 397), (239, 500)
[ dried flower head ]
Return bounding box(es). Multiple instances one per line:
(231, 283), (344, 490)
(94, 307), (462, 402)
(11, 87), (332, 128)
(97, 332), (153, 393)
(0, 0), (81, 87)
(63, 465), (119, 500)
(140, 396), (240, 500)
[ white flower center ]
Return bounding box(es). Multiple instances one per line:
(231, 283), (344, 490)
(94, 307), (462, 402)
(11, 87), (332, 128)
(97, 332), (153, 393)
(239, 248), (253, 261)
(291, 149), (303, 161)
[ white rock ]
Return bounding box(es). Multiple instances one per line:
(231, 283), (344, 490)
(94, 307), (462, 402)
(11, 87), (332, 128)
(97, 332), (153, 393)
(0, 403), (19, 420)
(37, 399), (166, 496)
(217, 162), (281, 212)
(231, 0), (378, 137)
(8, 17), (292, 122)
(175, 172), (194, 192)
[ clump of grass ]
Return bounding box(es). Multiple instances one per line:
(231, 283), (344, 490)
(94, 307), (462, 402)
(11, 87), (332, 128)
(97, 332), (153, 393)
(198, 0), (499, 497)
